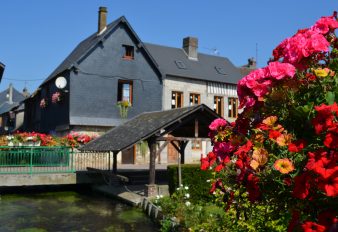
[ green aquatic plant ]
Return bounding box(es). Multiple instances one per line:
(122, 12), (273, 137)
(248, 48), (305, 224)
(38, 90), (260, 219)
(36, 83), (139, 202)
(117, 209), (144, 223)
(17, 228), (47, 232)
(58, 206), (86, 215)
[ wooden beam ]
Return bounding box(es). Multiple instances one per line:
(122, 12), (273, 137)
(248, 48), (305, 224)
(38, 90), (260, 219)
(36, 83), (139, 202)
(195, 118), (199, 138)
(179, 141), (188, 164)
(113, 151), (118, 174)
(170, 141), (180, 153)
(147, 137), (157, 185)
(156, 136), (210, 141)
(156, 141), (169, 161)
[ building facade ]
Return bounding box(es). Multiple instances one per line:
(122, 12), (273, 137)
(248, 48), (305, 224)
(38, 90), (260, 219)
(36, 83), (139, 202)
(24, 7), (252, 164)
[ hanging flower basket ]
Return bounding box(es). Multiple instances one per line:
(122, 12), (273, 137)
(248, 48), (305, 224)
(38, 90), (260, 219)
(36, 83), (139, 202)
(40, 98), (48, 109)
(51, 91), (62, 104)
(117, 100), (131, 118)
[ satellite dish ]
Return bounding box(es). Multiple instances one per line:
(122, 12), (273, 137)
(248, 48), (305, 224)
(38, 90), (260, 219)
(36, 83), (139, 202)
(55, 76), (67, 89)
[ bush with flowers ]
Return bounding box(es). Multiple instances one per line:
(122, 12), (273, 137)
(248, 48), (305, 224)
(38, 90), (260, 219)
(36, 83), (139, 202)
(154, 185), (227, 232)
(201, 13), (338, 231)
(1, 131), (98, 148)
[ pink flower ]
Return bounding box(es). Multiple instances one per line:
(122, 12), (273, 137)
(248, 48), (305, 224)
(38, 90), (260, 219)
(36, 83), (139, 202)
(52, 91), (61, 104)
(268, 62), (296, 80)
(209, 118), (228, 131)
(311, 15), (338, 34)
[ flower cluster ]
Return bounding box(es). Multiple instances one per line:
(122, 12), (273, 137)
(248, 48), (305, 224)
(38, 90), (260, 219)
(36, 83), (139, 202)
(63, 131), (98, 147)
(51, 91), (62, 104)
(203, 13), (338, 231)
(2, 131), (98, 147)
(40, 98), (47, 108)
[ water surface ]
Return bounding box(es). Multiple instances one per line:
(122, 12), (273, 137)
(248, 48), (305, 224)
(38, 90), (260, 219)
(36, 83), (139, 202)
(0, 190), (159, 232)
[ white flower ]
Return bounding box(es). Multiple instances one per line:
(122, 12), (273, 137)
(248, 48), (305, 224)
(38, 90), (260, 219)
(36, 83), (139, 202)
(160, 195), (163, 198)
(156, 195), (160, 199)
(184, 186), (189, 190)
(180, 184), (183, 187)
(185, 201), (191, 207)
(185, 193), (190, 199)
(176, 188), (180, 191)
(206, 179), (211, 183)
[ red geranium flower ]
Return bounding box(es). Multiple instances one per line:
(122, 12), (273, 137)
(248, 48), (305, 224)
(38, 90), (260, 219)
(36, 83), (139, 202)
(246, 173), (261, 202)
(318, 170), (338, 197)
(288, 139), (307, 152)
(301, 221), (326, 232)
(318, 210), (338, 230)
(293, 173), (312, 199)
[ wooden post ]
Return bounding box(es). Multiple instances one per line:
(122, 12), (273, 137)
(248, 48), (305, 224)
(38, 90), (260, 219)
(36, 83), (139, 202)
(179, 141), (188, 164)
(146, 137), (158, 197)
(113, 151), (118, 174)
(108, 152), (111, 171)
(148, 137), (157, 185)
(176, 140), (188, 187)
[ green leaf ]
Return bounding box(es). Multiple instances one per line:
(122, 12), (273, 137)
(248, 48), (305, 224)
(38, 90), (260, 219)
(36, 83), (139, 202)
(325, 91), (335, 105)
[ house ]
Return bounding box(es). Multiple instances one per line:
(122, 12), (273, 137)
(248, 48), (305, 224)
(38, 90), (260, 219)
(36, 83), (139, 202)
(0, 84), (27, 134)
(0, 62), (5, 83)
(24, 7), (246, 164)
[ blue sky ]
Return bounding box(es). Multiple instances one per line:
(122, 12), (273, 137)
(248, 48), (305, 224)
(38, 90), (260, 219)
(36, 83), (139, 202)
(0, 0), (336, 93)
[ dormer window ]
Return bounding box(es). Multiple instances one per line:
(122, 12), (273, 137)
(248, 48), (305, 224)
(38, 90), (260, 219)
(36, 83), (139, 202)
(122, 45), (134, 60)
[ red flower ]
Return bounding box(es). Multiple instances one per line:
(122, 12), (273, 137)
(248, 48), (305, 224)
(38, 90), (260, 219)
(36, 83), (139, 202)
(246, 173), (261, 202)
(210, 179), (225, 194)
(269, 129), (282, 140)
(234, 140), (253, 155)
(287, 210), (300, 232)
(268, 61), (296, 80)
(293, 173), (312, 199)
(200, 152), (217, 170)
(324, 128), (338, 149)
(318, 170), (338, 197)
(301, 221), (326, 232)
(318, 210), (338, 230)
(312, 103), (338, 135)
(306, 149), (328, 171)
(288, 139), (307, 152)
(209, 118), (228, 131)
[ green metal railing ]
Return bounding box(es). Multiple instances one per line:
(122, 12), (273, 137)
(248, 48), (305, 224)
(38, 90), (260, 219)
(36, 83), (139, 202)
(0, 146), (75, 174)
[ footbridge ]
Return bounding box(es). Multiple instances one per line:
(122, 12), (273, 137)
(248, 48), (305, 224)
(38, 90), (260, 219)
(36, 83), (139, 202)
(0, 146), (115, 187)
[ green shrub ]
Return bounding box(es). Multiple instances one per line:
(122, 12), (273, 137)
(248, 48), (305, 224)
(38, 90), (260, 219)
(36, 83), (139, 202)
(167, 164), (213, 203)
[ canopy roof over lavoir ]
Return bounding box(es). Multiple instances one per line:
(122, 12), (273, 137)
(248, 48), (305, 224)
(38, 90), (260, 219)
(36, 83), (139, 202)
(80, 104), (220, 152)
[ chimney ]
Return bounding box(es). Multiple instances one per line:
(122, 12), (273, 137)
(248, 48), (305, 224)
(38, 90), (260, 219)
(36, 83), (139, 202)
(7, 83), (13, 104)
(183, 37), (198, 60)
(22, 87), (30, 98)
(98, 6), (107, 34)
(248, 57), (257, 68)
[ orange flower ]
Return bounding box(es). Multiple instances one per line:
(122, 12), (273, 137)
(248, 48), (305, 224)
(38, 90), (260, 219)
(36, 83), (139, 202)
(263, 116), (278, 127)
(250, 148), (269, 170)
(274, 158), (295, 174)
(276, 134), (292, 146)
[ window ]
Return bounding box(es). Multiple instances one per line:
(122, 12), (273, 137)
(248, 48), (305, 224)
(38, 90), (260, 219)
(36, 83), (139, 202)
(122, 45), (134, 60)
(175, 60), (187, 69)
(118, 80), (133, 104)
(171, 91), (183, 109)
(191, 139), (202, 150)
(189, 93), (200, 106)
(214, 96), (224, 116)
(228, 97), (239, 118)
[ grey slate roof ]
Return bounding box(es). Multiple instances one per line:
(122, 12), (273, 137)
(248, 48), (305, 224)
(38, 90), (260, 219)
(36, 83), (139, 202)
(41, 16), (161, 86)
(0, 87), (25, 115)
(80, 104), (220, 152)
(144, 43), (242, 84)
(41, 15), (242, 88)
(0, 102), (20, 115)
